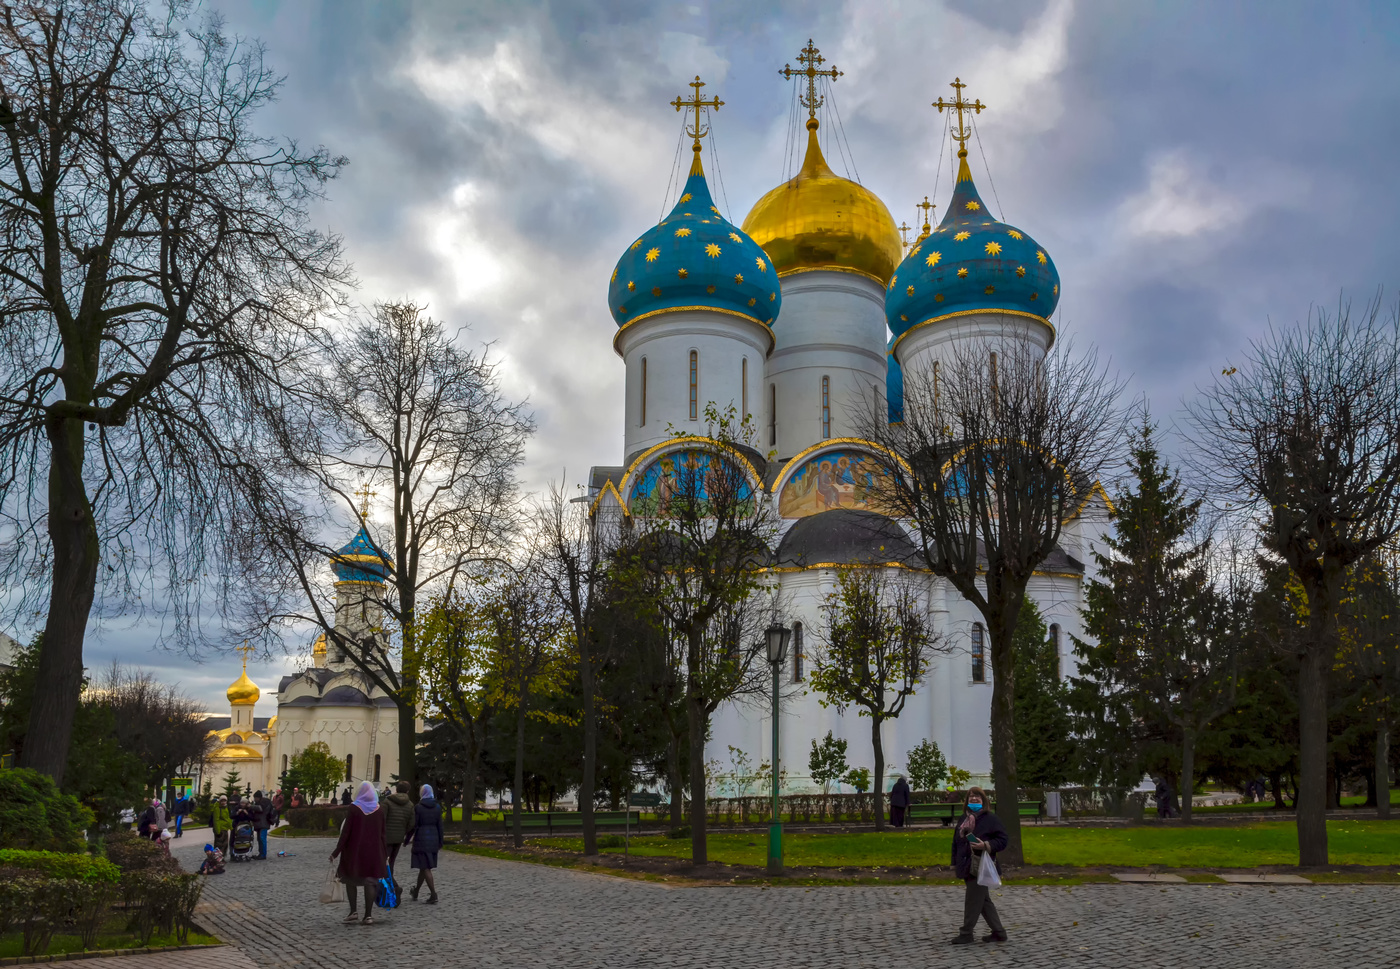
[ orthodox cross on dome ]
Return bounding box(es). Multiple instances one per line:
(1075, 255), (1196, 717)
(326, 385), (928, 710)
(933, 77), (986, 155)
(236, 640), (254, 670)
(780, 39), (842, 125)
(670, 75), (724, 154)
(353, 483), (376, 521)
(916, 195), (936, 234)
(897, 221), (913, 250)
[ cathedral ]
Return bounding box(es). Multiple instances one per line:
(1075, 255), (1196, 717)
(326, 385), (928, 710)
(201, 521), (408, 797)
(587, 48), (1108, 792)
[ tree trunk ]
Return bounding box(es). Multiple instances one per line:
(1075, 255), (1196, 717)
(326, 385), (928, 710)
(1180, 727), (1196, 824)
(1377, 716), (1391, 821)
(579, 637), (597, 856)
(397, 699), (417, 794)
(667, 730), (683, 828)
(871, 717), (886, 831)
(1296, 645), (1331, 865)
(21, 416), (100, 784)
(512, 700), (526, 848)
(987, 609), (1024, 865)
(687, 694), (707, 865)
(461, 758), (476, 842)
(1269, 770), (1286, 810)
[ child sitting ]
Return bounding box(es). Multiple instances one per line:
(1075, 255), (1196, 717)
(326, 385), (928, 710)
(199, 843), (226, 875)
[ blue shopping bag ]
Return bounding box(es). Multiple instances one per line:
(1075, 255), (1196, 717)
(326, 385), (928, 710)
(376, 876), (399, 908)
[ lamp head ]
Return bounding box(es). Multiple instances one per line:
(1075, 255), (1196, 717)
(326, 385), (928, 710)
(765, 624), (791, 665)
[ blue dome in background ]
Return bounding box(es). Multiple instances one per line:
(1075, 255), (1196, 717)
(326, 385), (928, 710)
(885, 151), (1058, 339)
(331, 524), (391, 584)
(886, 340), (903, 424)
(608, 154), (780, 328)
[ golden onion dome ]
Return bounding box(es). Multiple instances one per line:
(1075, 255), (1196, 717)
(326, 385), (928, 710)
(741, 119), (901, 286)
(312, 633), (327, 657)
(226, 668), (260, 706)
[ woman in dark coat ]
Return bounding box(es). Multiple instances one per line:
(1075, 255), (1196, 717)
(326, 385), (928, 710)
(949, 786), (1009, 945)
(330, 781), (389, 924)
(889, 776), (912, 828)
(410, 784), (444, 904)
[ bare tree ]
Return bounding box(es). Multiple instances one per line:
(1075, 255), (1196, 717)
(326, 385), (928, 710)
(92, 664), (213, 796)
(1189, 299), (1400, 864)
(810, 568), (947, 830)
(616, 405), (782, 864)
(858, 336), (1124, 862)
(241, 301), (532, 791)
(0, 2), (349, 782)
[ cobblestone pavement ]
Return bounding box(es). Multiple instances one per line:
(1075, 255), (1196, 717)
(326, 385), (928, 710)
(173, 837), (1400, 969)
(44, 946), (256, 969)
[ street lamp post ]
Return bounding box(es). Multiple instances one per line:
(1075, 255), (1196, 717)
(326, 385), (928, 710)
(765, 623), (791, 876)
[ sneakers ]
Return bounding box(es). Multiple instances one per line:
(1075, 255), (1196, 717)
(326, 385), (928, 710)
(949, 934), (975, 945)
(982, 931), (1008, 943)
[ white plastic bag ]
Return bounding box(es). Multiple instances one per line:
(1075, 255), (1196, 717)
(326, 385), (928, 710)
(976, 851), (1002, 888)
(320, 863), (346, 904)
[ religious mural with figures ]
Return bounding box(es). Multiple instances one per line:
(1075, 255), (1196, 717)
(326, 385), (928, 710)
(777, 447), (897, 518)
(628, 448), (756, 518)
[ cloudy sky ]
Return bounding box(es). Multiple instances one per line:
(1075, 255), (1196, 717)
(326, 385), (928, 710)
(31, 0), (1400, 710)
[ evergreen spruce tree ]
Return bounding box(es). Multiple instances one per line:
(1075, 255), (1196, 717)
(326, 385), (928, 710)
(1011, 598), (1073, 787)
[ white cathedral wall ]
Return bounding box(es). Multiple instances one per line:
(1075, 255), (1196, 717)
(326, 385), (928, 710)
(270, 704), (401, 796)
(616, 310), (772, 463)
(893, 311), (1054, 385)
(766, 271), (887, 460)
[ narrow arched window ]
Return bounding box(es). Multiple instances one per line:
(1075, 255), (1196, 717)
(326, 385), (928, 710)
(689, 350), (698, 420)
(793, 622), (804, 682)
(821, 376), (831, 439)
(373, 754), (382, 783)
(345, 753), (353, 782)
(971, 624), (986, 683)
(1049, 623), (1062, 681)
(641, 356), (648, 426)
(769, 384), (777, 446)
(933, 360), (941, 403)
(281, 754), (288, 774)
(989, 351), (999, 412)
(741, 357), (748, 418)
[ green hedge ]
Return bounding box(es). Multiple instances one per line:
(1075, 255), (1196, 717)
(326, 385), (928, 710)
(0, 768), (92, 853)
(285, 804), (349, 830)
(0, 868), (203, 956)
(0, 849), (120, 883)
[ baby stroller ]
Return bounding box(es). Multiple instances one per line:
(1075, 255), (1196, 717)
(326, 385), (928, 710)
(229, 822), (255, 863)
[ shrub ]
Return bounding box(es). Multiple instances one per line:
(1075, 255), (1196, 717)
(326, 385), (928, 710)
(286, 804), (349, 831)
(665, 825), (690, 839)
(104, 829), (174, 872)
(0, 848), (120, 883)
(0, 767), (93, 852)
(596, 834), (624, 848)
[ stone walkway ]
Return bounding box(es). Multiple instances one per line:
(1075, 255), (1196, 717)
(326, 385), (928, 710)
(173, 837), (1400, 969)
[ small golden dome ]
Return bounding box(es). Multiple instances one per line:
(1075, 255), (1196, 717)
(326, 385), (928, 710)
(211, 743), (263, 761)
(226, 669), (260, 705)
(741, 119), (901, 286)
(313, 633), (327, 656)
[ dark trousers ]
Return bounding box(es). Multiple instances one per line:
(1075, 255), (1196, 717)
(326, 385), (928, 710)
(256, 828), (268, 858)
(961, 878), (1005, 935)
(387, 843), (402, 887)
(890, 805), (906, 827)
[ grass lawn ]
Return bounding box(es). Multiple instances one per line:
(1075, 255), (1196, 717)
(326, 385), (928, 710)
(0, 923), (219, 958)
(544, 821), (1400, 869)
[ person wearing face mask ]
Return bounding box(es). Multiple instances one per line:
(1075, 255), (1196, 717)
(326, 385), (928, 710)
(949, 786), (1009, 944)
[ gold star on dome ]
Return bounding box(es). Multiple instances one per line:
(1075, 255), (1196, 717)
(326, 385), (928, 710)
(711, 206), (721, 215)
(734, 273), (744, 284)
(756, 257), (767, 272)
(965, 200), (981, 211)
(678, 268), (688, 278)
(675, 227), (691, 237)
(925, 252), (941, 268)
(770, 292), (776, 301)
(628, 280), (636, 291)
(985, 286), (995, 294)
(646, 248), (660, 262)
(1053, 283), (1059, 295)
(618, 306), (627, 315)
(652, 286), (662, 296)
(955, 231), (970, 242)
(705, 243), (721, 258)
(680, 193), (692, 203)
(748, 297), (757, 306)
(1007, 229), (1023, 240)
(611, 268), (618, 282)
(900, 314), (908, 321)
(889, 275), (897, 291)
(631, 239), (643, 250)
(1036, 250), (1047, 265)
(707, 284), (716, 294)
(957, 268), (969, 278)
(935, 293), (945, 302)
(1029, 292), (1038, 300)
(985, 241), (1002, 256)
(1015, 267), (1025, 277)
(728, 233), (742, 244)
(906, 285), (915, 296)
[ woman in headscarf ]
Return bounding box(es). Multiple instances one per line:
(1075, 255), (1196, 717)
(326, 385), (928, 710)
(409, 783), (444, 903)
(949, 786), (1008, 945)
(330, 781), (388, 924)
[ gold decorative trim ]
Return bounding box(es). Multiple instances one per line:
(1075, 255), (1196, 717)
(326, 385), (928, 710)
(891, 307), (1055, 357)
(769, 437), (915, 496)
(776, 265), (890, 287)
(334, 579), (385, 588)
(612, 305), (775, 357)
(619, 435), (764, 505)
(333, 552), (390, 566)
(1068, 480), (1116, 519)
(588, 478), (629, 519)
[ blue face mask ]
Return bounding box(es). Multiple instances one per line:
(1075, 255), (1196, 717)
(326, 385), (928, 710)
(968, 802), (983, 812)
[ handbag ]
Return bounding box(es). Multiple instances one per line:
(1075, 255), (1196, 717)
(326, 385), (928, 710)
(320, 862), (346, 904)
(976, 850), (1002, 888)
(376, 876), (399, 909)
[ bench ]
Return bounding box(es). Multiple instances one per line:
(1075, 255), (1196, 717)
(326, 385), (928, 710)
(500, 810), (641, 834)
(907, 800), (1045, 825)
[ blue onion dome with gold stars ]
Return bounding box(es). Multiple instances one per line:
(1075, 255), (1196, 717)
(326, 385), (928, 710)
(330, 523), (391, 584)
(885, 149), (1059, 339)
(609, 152), (780, 329)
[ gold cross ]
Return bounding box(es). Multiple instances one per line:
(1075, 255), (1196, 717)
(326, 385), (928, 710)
(671, 75), (724, 153)
(897, 221), (912, 250)
(933, 77), (986, 154)
(780, 39), (842, 123)
(916, 195), (936, 234)
(353, 483), (376, 520)
(236, 640), (255, 670)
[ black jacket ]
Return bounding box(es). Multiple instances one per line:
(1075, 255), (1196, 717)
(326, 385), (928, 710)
(412, 798), (444, 852)
(250, 799), (270, 831)
(951, 808), (1008, 880)
(889, 778), (912, 808)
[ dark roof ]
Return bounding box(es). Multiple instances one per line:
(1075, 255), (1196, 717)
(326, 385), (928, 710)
(590, 466), (624, 494)
(278, 668), (335, 693)
(198, 716), (270, 732)
(320, 685), (372, 706)
(776, 510), (920, 568)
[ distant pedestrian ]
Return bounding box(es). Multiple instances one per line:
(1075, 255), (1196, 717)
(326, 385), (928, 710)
(273, 789), (285, 814)
(889, 776), (912, 828)
(173, 793), (189, 838)
(138, 798), (164, 841)
(211, 796), (233, 855)
(382, 780), (415, 894)
(1154, 777), (1171, 818)
(949, 786), (1008, 945)
(410, 784), (444, 904)
(252, 791), (272, 860)
(341, 787), (353, 806)
(330, 781), (388, 925)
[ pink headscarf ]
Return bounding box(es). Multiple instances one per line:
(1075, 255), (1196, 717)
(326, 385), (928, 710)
(352, 780), (379, 815)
